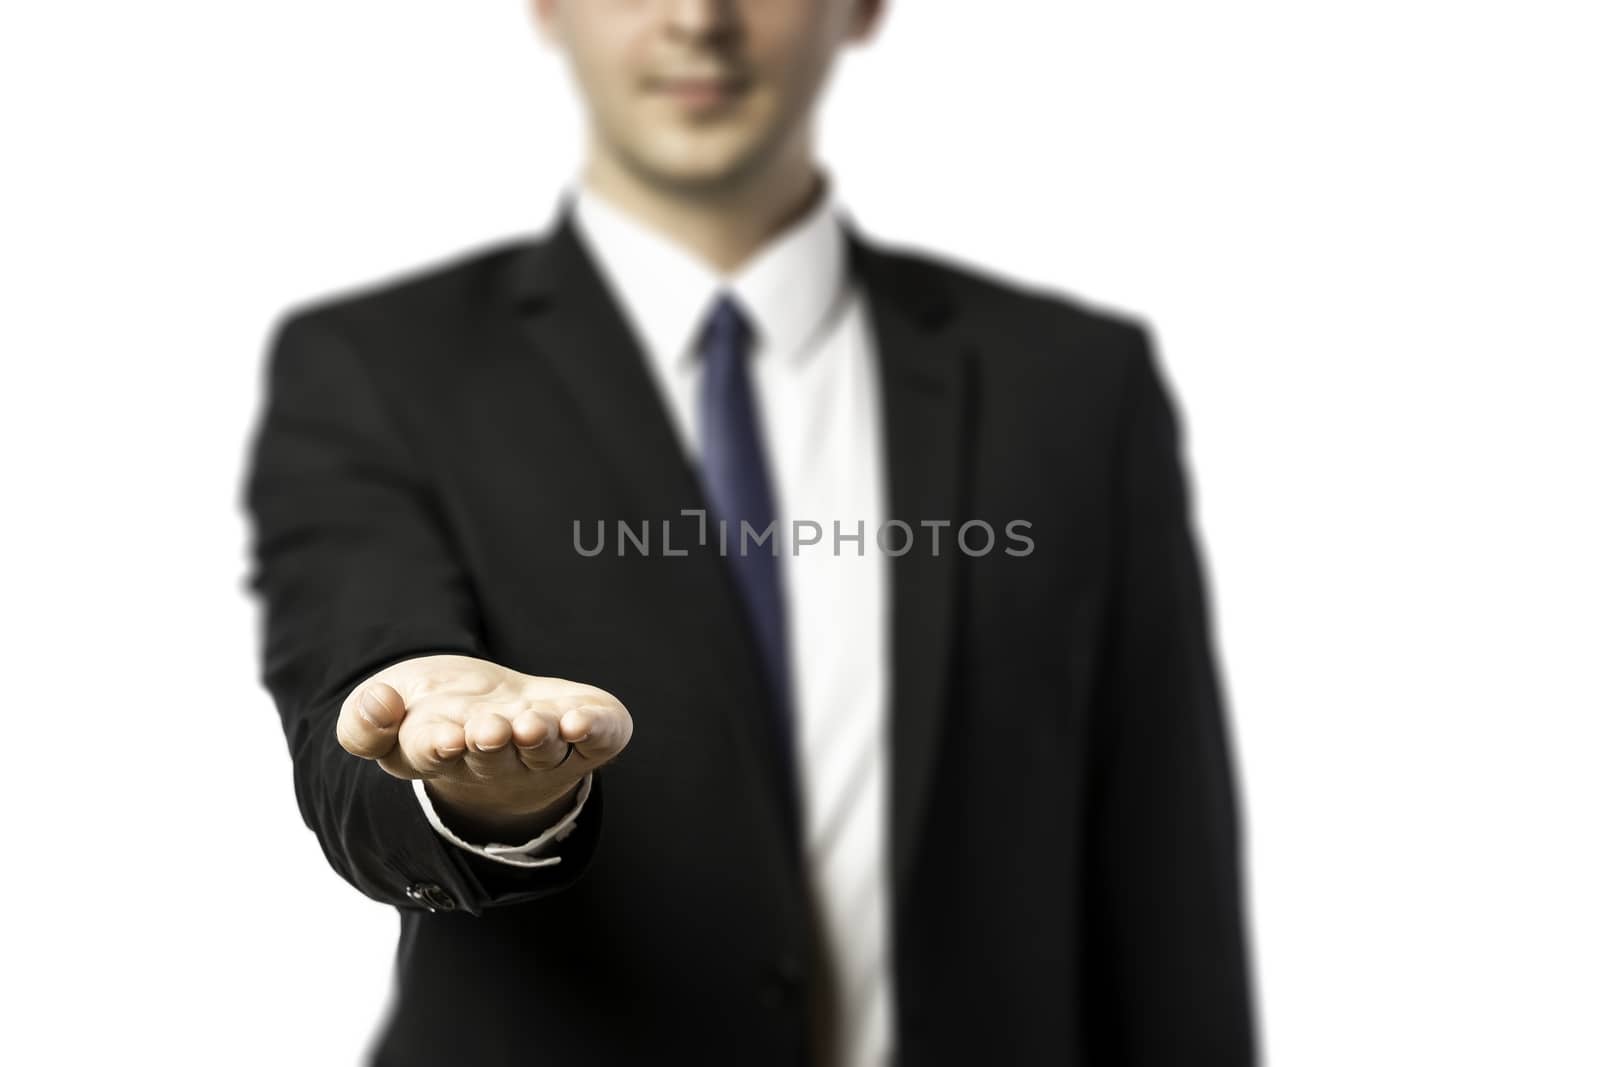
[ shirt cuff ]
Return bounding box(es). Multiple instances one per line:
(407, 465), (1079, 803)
(412, 773), (593, 869)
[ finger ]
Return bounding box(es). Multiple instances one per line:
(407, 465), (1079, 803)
(512, 706), (574, 772)
(560, 704), (632, 763)
(508, 705), (551, 749)
(461, 709), (522, 781)
(387, 719), (466, 779)
(337, 682), (407, 759)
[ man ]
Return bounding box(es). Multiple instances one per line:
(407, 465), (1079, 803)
(242, 1), (1258, 1064)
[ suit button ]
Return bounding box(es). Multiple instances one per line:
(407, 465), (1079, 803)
(770, 952), (808, 1000)
(758, 952), (806, 1006)
(774, 951), (806, 985)
(404, 882), (457, 913)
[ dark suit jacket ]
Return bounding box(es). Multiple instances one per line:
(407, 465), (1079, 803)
(243, 206), (1257, 1066)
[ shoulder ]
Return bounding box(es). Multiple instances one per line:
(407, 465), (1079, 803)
(848, 230), (1158, 392)
(255, 234), (556, 413)
(266, 232), (546, 348)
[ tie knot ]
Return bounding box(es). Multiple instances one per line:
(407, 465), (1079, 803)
(700, 292), (754, 356)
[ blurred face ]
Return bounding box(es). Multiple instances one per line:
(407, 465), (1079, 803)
(536, 0), (881, 193)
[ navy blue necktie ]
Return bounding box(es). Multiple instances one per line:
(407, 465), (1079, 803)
(697, 293), (796, 776)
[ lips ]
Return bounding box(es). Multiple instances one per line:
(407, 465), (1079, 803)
(645, 73), (752, 108)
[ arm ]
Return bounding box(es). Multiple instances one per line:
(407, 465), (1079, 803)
(242, 309), (604, 916)
(1081, 324), (1259, 1064)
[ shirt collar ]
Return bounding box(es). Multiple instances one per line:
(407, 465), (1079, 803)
(570, 175), (847, 371)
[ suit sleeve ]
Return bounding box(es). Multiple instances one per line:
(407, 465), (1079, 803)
(241, 308), (604, 917)
(1081, 324), (1259, 1065)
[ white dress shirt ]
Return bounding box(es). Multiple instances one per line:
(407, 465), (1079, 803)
(417, 178), (895, 1066)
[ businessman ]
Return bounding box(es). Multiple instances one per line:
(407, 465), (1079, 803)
(242, 1), (1258, 1064)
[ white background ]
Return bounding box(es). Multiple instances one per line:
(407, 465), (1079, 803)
(3, 1), (1596, 1063)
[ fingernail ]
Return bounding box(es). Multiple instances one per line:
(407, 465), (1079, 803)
(357, 690), (385, 728)
(565, 707), (597, 738)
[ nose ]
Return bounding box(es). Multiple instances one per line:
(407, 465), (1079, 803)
(662, 0), (740, 44)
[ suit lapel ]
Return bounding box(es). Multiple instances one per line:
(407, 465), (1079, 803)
(504, 208), (807, 862)
(497, 210), (974, 912)
(847, 227), (975, 914)
(508, 209), (705, 531)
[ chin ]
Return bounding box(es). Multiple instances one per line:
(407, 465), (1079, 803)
(631, 137), (770, 193)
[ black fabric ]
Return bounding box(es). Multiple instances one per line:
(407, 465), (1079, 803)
(241, 207), (1258, 1066)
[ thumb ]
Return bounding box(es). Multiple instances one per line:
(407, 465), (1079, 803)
(337, 681), (407, 759)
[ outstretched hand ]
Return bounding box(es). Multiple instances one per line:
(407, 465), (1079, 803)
(336, 654), (632, 839)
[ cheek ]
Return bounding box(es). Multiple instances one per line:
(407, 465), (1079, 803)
(570, 55), (645, 136)
(564, 14), (647, 96)
(746, 4), (835, 82)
